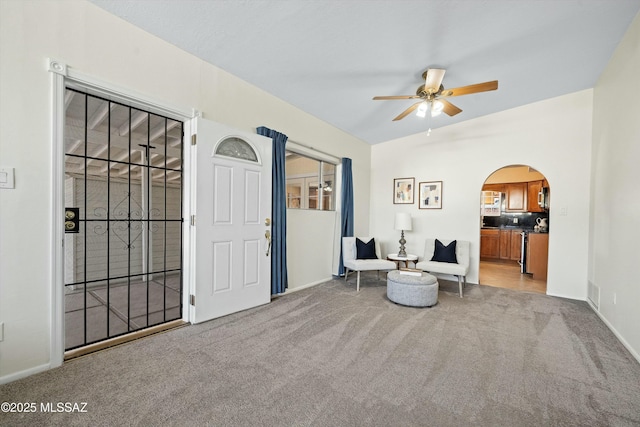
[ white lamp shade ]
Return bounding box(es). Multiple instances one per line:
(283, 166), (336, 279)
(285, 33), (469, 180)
(431, 100), (444, 117)
(394, 212), (412, 231)
(416, 101), (428, 118)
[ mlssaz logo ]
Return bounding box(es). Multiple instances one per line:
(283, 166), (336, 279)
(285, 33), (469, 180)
(40, 402), (88, 413)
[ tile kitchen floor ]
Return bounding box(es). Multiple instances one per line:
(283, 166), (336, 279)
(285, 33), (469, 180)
(479, 259), (546, 294)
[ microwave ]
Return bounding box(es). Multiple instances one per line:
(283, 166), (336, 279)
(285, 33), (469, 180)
(538, 187), (550, 210)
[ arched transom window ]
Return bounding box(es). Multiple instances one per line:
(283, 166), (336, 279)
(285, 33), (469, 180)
(215, 137), (259, 163)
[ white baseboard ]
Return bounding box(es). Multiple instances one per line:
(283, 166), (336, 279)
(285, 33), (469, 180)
(587, 299), (640, 365)
(281, 277), (333, 295)
(0, 363), (51, 385)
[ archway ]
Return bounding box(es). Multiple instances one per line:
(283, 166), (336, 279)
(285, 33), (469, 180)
(479, 165), (550, 293)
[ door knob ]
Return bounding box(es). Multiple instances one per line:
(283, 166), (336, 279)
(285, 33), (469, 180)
(265, 230), (271, 256)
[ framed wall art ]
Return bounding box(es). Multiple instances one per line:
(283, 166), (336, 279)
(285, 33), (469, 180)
(419, 181), (442, 209)
(393, 178), (414, 204)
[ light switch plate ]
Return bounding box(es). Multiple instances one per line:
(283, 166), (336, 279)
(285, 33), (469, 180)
(0, 167), (15, 189)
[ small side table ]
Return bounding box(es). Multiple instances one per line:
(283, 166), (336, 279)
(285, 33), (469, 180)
(386, 253), (418, 270)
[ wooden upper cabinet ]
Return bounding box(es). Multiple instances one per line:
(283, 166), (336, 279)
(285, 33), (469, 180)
(505, 183), (527, 212)
(482, 183), (505, 192)
(527, 180), (544, 213)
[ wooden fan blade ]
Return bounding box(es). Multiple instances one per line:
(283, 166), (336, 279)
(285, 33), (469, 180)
(440, 80), (498, 97)
(393, 102), (421, 121)
(440, 99), (462, 116)
(373, 95), (421, 100)
(424, 69), (446, 93)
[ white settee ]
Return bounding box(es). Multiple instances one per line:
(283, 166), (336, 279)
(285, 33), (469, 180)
(342, 237), (396, 291)
(415, 238), (470, 297)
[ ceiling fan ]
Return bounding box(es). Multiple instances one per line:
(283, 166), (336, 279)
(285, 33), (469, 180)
(373, 69), (498, 121)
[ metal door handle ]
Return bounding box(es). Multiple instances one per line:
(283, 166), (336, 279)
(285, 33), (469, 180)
(265, 230), (271, 256)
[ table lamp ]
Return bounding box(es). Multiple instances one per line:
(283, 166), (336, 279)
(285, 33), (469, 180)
(394, 212), (412, 257)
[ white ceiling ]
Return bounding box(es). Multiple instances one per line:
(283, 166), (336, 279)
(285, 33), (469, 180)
(89, 0), (640, 145)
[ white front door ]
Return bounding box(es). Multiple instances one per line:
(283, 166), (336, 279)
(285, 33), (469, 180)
(193, 118), (272, 323)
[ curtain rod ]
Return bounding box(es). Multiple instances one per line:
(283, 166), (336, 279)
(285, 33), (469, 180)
(287, 139), (342, 163)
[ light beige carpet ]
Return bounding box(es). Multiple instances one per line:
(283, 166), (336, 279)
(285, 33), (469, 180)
(3, 273), (640, 426)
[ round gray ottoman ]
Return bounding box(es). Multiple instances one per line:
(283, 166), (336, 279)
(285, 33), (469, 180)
(387, 270), (438, 307)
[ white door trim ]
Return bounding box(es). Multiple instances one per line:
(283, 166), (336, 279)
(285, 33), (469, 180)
(48, 59), (197, 367)
(49, 62), (66, 369)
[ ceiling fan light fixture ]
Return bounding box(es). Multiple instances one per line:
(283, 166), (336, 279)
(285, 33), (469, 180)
(431, 100), (444, 117)
(374, 68), (497, 122)
(416, 101), (429, 118)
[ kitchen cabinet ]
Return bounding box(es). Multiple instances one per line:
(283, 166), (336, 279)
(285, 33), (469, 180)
(505, 183), (527, 212)
(499, 229), (511, 259)
(527, 180), (544, 213)
(480, 229), (500, 259)
(498, 228), (522, 260)
(527, 233), (549, 280)
(510, 230), (522, 261)
(482, 183), (505, 192)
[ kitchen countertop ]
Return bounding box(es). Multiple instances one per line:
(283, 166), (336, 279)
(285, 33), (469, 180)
(482, 226), (548, 233)
(482, 226), (528, 230)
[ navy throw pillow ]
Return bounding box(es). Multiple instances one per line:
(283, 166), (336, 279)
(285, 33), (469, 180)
(431, 239), (458, 263)
(356, 238), (378, 259)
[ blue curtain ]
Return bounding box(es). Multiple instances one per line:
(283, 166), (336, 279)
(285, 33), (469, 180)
(257, 126), (288, 295)
(338, 158), (354, 275)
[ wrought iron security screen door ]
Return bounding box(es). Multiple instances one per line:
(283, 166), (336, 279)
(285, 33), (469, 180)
(63, 88), (184, 351)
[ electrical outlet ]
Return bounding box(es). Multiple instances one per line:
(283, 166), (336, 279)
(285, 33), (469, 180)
(513, 217), (518, 224)
(0, 167), (15, 189)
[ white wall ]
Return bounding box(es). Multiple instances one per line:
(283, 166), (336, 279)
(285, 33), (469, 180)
(0, 0), (370, 381)
(371, 90), (594, 299)
(287, 209), (340, 289)
(590, 12), (640, 360)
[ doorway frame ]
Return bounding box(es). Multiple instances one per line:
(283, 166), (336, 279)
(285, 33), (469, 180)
(48, 59), (197, 368)
(477, 163), (550, 294)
